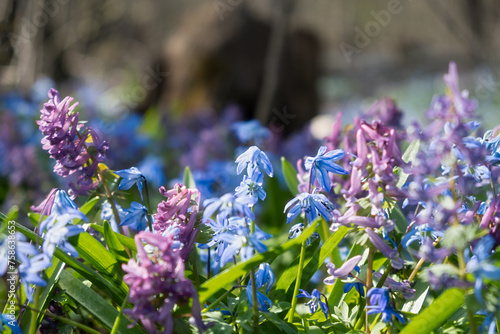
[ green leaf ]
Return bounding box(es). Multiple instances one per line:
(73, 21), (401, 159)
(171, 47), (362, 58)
(103, 221), (130, 262)
(399, 288), (465, 334)
(263, 312), (297, 334)
(281, 157), (299, 195)
(402, 281), (429, 315)
(199, 219), (320, 303)
(58, 271), (145, 334)
(396, 139), (420, 189)
(273, 226), (348, 302)
(15, 223), (127, 305)
(90, 223), (137, 252)
(183, 166), (196, 189)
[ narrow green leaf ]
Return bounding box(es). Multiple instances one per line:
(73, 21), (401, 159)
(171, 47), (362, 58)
(36, 258), (65, 324)
(273, 226), (348, 302)
(396, 139), (420, 189)
(15, 223), (126, 305)
(58, 271), (145, 334)
(103, 221), (130, 262)
(399, 288), (465, 334)
(199, 219), (320, 303)
(90, 223), (137, 252)
(262, 312), (297, 334)
(183, 166), (196, 189)
(281, 157), (299, 195)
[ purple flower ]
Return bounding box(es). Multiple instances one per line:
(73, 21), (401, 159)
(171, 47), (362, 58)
(122, 232), (208, 334)
(373, 272), (415, 299)
(115, 167), (146, 201)
(366, 229), (404, 269)
(153, 184), (201, 259)
(366, 287), (406, 324)
(235, 146), (273, 178)
(296, 289), (329, 318)
(324, 255), (362, 284)
(284, 192), (335, 224)
(37, 89), (108, 195)
(305, 146), (348, 192)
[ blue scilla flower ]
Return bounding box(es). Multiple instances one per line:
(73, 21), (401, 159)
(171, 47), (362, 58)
(366, 288), (406, 324)
(203, 193), (255, 221)
(120, 202), (148, 231)
(19, 253), (51, 303)
(217, 218), (271, 266)
(343, 266), (365, 297)
(0, 313), (22, 334)
(304, 146), (348, 192)
(235, 173), (266, 207)
(101, 200), (125, 233)
(254, 263), (275, 294)
(288, 223), (320, 246)
(402, 223), (443, 249)
(296, 289), (329, 318)
(246, 288), (273, 312)
(51, 190), (78, 215)
(115, 167), (146, 201)
(284, 192), (335, 224)
(466, 235), (500, 304)
(232, 120), (270, 146)
(235, 146), (273, 178)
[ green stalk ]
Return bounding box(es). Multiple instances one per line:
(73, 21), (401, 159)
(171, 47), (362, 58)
(250, 218), (260, 333)
(110, 292), (129, 334)
(28, 287), (41, 334)
(287, 239), (307, 322)
(365, 248), (374, 334)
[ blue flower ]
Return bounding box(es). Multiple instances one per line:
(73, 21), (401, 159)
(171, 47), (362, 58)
(235, 146), (273, 178)
(19, 253), (51, 303)
(235, 173), (266, 206)
(232, 120), (270, 146)
(138, 155), (165, 188)
(402, 224), (443, 249)
(216, 217), (271, 266)
(343, 266), (365, 297)
(0, 313), (22, 334)
(120, 202), (148, 231)
(304, 146), (348, 192)
(466, 235), (500, 304)
(203, 193), (254, 221)
(296, 289), (329, 318)
(115, 167), (146, 201)
(366, 288), (406, 324)
(254, 263), (275, 294)
(101, 200), (125, 233)
(41, 212), (86, 258)
(284, 192), (335, 224)
(288, 223), (320, 246)
(246, 288), (273, 312)
(51, 190), (78, 215)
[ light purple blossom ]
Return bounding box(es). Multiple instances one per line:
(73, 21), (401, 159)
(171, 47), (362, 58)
(324, 255), (362, 284)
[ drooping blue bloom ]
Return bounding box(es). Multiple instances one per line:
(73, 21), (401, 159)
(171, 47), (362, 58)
(296, 289), (329, 318)
(235, 146), (273, 178)
(101, 200), (125, 232)
(216, 217), (271, 266)
(41, 212), (86, 258)
(366, 288), (406, 324)
(246, 288), (273, 312)
(343, 266), (365, 297)
(120, 202), (149, 231)
(51, 189), (78, 216)
(115, 167), (146, 201)
(234, 173), (266, 206)
(284, 192), (335, 224)
(254, 263), (275, 294)
(466, 235), (500, 304)
(0, 313), (22, 334)
(304, 146), (348, 192)
(232, 120), (270, 146)
(402, 223), (444, 249)
(287, 223), (320, 246)
(19, 253), (51, 303)
(203, 193), (255, 221)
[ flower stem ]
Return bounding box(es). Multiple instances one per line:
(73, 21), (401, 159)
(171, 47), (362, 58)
(110, 291), (129, 334)
(287, 239), (307, 322)
(365, 248), (375, 334)
(28, 287), (41, 334)
(375, 263), (392, 288)
(408, 237), (441, 283)
(143, 179), (154, 232)
(250, 268), (260, 333)
(98, 171), (132, 257)
(467, 307), (479, 334)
